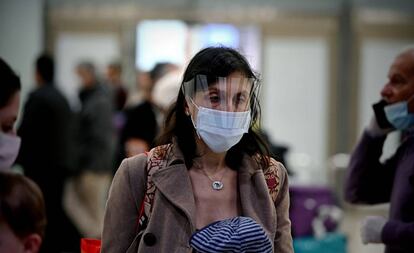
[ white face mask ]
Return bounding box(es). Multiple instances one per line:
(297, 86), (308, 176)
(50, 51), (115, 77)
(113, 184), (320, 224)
(0, 132), (21, 170)
(190, 105), (251, 153)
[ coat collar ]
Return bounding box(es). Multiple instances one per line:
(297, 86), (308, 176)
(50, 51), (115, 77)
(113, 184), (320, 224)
(238, 154), (276, 236)
(150, 142), (274, 235)
(151, 142), (197, 230)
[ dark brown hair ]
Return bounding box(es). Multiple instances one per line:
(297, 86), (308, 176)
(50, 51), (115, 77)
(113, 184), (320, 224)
(0, 58), (21, 109)
(0, 171), (47, 239)
(157, 46), (270, 170)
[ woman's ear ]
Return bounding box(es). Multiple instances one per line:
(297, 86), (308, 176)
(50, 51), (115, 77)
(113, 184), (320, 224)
(184, 101), (190, 116)
(23, 233), (42, 253)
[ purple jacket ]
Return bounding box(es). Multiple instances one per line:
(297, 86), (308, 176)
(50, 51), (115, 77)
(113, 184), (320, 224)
(345, 130), (414, 253)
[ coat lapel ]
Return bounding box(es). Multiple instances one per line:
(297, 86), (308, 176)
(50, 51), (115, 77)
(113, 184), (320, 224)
(151, 163), (197, 231)
(238, 155), (277, 237)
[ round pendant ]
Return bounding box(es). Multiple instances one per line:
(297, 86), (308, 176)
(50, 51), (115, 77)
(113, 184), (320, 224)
(212, 181), (224, 190)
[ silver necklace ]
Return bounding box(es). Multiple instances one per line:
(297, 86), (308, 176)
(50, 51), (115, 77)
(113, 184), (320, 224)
(195, 162), (227, 191)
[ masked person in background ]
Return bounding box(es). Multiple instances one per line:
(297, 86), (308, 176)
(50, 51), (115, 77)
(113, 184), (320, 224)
(120, 62), (178, 160)
(345, 47), (414, 253)
(152, 67), (183, 117)
(0, 58), (21, 171)
(101, 47), (293, 253)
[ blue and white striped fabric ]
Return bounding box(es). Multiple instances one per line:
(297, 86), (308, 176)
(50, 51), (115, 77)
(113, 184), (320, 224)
(190, 216), (273, 253)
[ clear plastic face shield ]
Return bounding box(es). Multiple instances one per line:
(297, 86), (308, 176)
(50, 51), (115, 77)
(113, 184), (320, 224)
(183, 74), (257, 110)
(182, 73), (259, 153)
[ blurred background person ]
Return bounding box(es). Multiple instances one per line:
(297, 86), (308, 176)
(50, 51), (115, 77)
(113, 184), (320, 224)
(0, 171), (46, 253)
(16, 54), (80, 252)
(120, 62), (178, 160)
(345, 48), (414, 253)
(125, 69), (151, 107)
(105, 60), (128, 112)
(0, 58), (21, 171)
(105, 60), (128, 175)
(64, 61), (114, 239)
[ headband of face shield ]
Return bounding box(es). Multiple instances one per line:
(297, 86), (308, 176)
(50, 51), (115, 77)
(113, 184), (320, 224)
(182, 74), (259, 153)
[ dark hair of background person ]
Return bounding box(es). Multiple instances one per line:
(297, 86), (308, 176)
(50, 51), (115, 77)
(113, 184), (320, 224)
(108, 61), (122, 72)
(0, 171), (47, 239)
(0, 58), (21, 109)
(157, 46), (271, 170)
(36, 54), (55, 84)
(150, 62), (175, 83)
(77, 61), (96, 74)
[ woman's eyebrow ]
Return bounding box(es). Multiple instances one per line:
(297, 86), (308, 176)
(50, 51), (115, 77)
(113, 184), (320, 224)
(207, 88), (227, 97)
(207, 86), (219, 92)
(235, 90), (249, 96)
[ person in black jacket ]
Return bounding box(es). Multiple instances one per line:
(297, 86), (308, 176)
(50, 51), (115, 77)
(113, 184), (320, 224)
(16, 54), (80, 252)
(120, 62), (177, 161)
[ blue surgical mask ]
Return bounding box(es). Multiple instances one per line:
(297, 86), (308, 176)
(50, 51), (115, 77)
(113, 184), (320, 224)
(190, 104), (251, 153)
(384, 99), (414, 130)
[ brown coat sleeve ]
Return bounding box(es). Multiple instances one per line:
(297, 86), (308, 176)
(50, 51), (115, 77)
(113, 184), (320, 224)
(274, 162), (293, 253)
(101, 154), (147, 253)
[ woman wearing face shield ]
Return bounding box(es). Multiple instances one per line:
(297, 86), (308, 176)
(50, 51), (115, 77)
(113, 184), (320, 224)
(101, 47), (293, 253)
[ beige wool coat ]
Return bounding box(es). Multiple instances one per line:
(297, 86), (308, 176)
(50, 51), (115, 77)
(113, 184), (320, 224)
(101, 144), (293, 253)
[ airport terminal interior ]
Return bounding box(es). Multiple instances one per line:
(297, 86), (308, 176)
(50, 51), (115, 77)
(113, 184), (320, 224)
(1, 0), (414, 252)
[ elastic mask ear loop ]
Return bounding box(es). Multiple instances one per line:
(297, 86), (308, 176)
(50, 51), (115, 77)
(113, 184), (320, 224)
(407, 94), (414, 104)
(187, 98), (201, 139)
